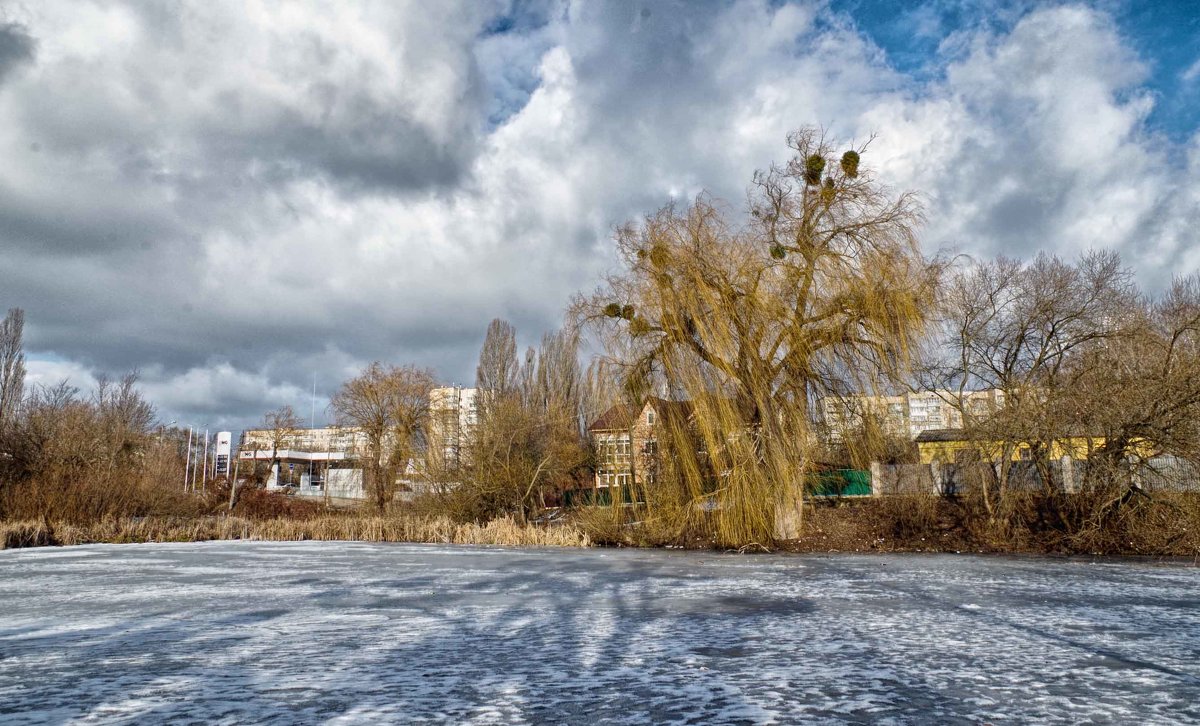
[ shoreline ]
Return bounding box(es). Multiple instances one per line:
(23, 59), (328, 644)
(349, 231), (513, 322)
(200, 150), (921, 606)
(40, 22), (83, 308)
(4, 513), (1198, 562)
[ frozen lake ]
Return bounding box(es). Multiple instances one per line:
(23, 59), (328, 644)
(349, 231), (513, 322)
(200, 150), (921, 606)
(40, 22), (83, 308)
(1, 542), (1197, 724)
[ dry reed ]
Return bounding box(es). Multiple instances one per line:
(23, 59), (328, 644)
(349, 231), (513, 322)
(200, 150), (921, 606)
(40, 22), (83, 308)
(1, 514), (590, 550)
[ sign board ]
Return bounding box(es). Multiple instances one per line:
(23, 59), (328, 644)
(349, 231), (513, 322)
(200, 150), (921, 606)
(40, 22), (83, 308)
(215, 431), (232, 475)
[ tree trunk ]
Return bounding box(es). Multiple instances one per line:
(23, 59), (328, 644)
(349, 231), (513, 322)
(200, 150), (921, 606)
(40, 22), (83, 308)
(773, 488), (804, 540)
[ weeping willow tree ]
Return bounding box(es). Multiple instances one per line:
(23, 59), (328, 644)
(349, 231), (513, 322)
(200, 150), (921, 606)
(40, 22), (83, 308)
(578, 127), (941, 545)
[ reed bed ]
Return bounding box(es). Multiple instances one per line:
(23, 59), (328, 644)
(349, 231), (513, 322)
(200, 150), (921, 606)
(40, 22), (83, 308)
(1, 514), (590, 550)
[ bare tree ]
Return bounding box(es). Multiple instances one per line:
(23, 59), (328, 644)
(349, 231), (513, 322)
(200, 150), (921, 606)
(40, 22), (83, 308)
(476, 318), (520, 400)
(583, 358), (623, 425)
(0, 308), (25, 430)
(1068, 276), (1200, 485)
(529, 327), (584, 431)
(469, 318), (522, 475)
(922, 251), (1135, 514)
(460, 327), (588, 522)
(330, 363), (436, 512)
(257, 405), (301, 486)
(94, 372), (157, 473)
(578, 127), (940, 543)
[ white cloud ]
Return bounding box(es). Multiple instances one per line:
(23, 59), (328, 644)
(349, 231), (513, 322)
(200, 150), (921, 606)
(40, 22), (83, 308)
(24, 357), (100, 393)
(864, 6), (1195, 274)
(1183, 57), (1200, 84)
(136, 363), (318, 430)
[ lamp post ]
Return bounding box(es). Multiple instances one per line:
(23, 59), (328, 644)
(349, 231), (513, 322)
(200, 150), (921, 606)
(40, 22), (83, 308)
(201, 428), (210, 493)
(183, 426), (193, 491)
(190, 424), (207, 493)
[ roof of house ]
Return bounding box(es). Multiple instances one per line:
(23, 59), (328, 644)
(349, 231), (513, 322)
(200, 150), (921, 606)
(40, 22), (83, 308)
(587, 403), (639, 432)
(914, 428), (970, 443)
(587, 397), (694, 432)
(649, 397), (694, 425)
(915, 427), (1104, 444)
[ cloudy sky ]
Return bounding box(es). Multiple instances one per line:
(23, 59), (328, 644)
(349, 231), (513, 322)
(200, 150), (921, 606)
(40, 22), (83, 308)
(1, 0), (1198, 431)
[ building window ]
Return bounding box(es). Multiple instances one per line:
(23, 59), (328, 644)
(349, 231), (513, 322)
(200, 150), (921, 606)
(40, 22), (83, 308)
(647, 410), (655, 425)
(1018, 447), (1032, 461)
(643, 440), (657, 456)
(615, 436), (630, 463)
(597, 434), (632, 469)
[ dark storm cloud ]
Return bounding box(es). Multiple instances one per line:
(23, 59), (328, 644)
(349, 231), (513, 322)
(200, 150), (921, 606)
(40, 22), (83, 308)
(565, 1), (735, 172)
(0, 21), (35, 83)
(0, 187), (178, 256)
(0, 2), (503, 383)
(185, 77), (486, 195)
(570, 1), (718, 106)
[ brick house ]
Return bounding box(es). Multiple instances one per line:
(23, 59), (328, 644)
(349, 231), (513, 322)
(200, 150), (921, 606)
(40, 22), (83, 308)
(587, 397), (693, 493)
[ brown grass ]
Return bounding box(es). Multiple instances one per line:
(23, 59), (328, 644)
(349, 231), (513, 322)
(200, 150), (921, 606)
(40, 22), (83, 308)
(1, 514), (590, 550)
(220, 484), (327, 520)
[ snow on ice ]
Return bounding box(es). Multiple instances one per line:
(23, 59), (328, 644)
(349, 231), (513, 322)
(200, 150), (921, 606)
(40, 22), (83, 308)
(1, 542), (1197, 724)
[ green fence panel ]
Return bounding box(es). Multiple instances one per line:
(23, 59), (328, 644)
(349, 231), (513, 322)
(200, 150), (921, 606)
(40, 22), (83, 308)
(807, 469), (872, 497)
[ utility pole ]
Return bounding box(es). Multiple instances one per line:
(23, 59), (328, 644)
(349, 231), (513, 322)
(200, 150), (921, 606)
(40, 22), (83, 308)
(191, 425), (206, 493)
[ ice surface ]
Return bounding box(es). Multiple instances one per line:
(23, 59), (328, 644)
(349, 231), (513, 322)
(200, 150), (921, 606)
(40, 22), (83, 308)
(1, 542), (1197, 724)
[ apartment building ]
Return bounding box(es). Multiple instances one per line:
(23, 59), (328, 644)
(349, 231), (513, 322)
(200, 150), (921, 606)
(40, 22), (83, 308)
(821, 389), (1005, 441)
(427, 386), (479, 471)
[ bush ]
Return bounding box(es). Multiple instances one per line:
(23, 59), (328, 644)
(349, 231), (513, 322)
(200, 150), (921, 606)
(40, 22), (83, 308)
(875, 495), (941, 540)
(0, 374), (194, 524)
(204, 481), (326, 520)
(0, 468), (201, 524)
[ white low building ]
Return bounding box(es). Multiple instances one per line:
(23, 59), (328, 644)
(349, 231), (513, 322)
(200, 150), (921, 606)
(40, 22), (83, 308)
(238, 426), (367, 499)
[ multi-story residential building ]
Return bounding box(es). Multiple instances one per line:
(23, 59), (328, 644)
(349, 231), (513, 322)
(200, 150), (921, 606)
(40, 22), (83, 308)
(907, 391), (960, 434)
(961, 388), (1006, 419)
(821, 389), (1006, 441)
(427, 386), (479, 471)
(819, 394), (906, 440)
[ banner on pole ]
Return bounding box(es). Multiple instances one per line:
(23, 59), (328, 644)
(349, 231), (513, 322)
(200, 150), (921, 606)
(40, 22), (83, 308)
(215, 431), (232, 475)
